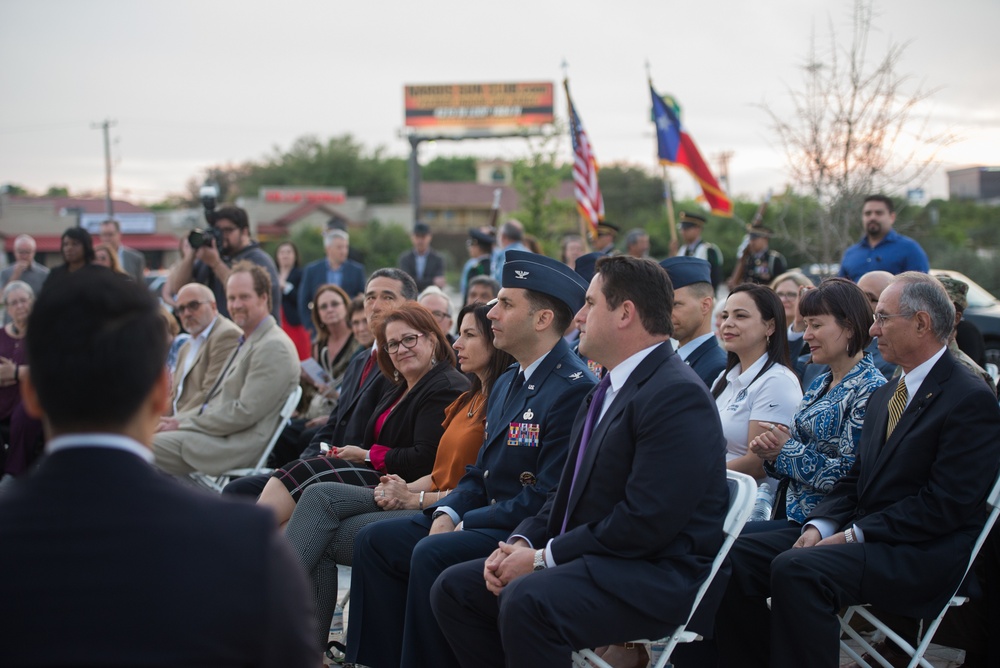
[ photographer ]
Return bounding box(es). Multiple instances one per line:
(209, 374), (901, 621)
(166, 206), (281, 320)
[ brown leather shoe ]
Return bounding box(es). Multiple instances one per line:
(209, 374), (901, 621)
(591, 643), (650, 668)
(843, 640), (912, 668)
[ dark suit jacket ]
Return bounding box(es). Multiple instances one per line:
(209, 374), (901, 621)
(281, 266), (304, 327)
(685, 335), (727, 387)
(0, 445), (315, 667)
(120, 245), (146, 283)
(429, 338), (595, 534)
(298, 259), (367, 331)
(363, 361), (469, 481)
(398, 248), (445, 292)
(513, 343), (729, 627)
(809, 350), (1000, 617)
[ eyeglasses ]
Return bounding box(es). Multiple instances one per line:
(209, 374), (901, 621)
(316, 301), (344, 311)
(430, 310), (450, 321)
(384, 333), (425, 354)
(775, 292), (798, 301)
(176, 300), (208, 314)
(872, 311), (914, 326)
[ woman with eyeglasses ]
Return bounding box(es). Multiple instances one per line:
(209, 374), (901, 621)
(770, 271), (815, 365)
(283, 302), (515, 652)
(257, 303), (470, 527)
(0, 281), (44, 479)
(299, 284), (361, 423)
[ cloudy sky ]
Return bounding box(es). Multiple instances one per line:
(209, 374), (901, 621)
(1, 0), (997, 205)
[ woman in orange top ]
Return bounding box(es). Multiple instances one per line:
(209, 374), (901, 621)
(283, 302), (514, 652)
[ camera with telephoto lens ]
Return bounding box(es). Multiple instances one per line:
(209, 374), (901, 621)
(188, 227), (224, 250)
(189, 183), (222, 249)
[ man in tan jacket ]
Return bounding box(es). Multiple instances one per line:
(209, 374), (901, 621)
(168, 283), (243, 415)
(153, 262), (299, 476)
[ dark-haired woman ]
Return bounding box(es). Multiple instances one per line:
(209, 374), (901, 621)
(275, 241), (311, 360)
(284, 302), (514, 650)
(712, 284), (802, 484)
(749, 278), (886, 524)
(257, 303), (470, 527)
(43, 227), (100, 287)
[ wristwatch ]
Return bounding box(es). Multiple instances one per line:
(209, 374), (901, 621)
(533, 549), (546, 571)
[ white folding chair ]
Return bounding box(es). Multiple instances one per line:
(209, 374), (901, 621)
(838, 470), (1000, 668)
(572, 470), (758, 668)
(190, 385), (302, 493)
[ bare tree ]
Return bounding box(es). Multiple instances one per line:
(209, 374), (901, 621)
(763, 0), (952, 264)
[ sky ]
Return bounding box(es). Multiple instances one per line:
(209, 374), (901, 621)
(1, 0), (998, 207)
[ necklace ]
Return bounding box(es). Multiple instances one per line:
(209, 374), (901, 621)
(467, 392), (487, 417)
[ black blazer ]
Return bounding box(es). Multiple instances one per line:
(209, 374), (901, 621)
(514, 343), (729, 628)
(398, 249), (445, 292)
(281, 266), (304, 327)
(364, 361), (470, 481)
(809, 351), (1000, 617)
(0, 446), (315, 666)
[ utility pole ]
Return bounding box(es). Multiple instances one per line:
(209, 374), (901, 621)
(92, 119), (117, 219)
(714, 150), (734, 194)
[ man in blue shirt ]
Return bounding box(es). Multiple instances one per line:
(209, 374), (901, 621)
(838, 195), (929, 282)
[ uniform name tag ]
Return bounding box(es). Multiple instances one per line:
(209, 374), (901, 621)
(507, 422), (540, 447)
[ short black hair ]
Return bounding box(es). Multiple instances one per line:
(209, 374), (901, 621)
(524, 289), (574, 334)
(863, 194), (895, 214)
(595, 256), (673, 336)
(214, 206), (250, 230)
(27, 269), (167, 431)
(798, 277), (874, 356)
(368, 268), (418, 301)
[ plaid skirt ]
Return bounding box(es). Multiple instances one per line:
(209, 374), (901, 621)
(271, 455), (382, 502)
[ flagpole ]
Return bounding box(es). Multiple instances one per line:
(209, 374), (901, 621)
(648, 62), (678, 254)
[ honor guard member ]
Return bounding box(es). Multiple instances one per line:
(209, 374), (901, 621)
(675, 211), (723, 289)
(661, 257), (727, 386)
(344, 250), (595, 668)
(740, 224), (787, 286)
(594, 222), (620, 255)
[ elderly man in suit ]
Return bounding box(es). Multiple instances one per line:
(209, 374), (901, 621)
(431, 256), (728, 666)
(99, 219), (146, 282)
(153, 261), (299, 476)
(399, 221), (446, 292)
(169, 283), (243, 415)
(661, 256), (727, 387)
(344, 250), (595, 668)
(713, 271), (1000, 668)
(1, 234), (49, 295)
(299, 229), (366, 332)
(0, 268), (314, 666)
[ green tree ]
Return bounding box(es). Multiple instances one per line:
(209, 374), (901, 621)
(422, 156), (477, 182)
(1, 184), (31, 196)
(510, 133), (574, 238)
(45, 185), (70, 197)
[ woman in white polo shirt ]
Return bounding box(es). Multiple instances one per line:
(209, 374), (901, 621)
(712, 283), (802, 485)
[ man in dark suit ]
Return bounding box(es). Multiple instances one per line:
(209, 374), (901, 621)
(398, 221), (446, 292)
(661, 256), (727, 387)
(0, 269), (315, 666)
(99, 218), (146, 282)
(344, 250), (595, 668)
(431, 256), (729, 667)
(299, 229), (366, 332)
(223, 268), (417, 497)
(714, 271), (1000, 668)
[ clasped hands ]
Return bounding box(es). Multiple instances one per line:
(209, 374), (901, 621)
(750, 421), (790, 462)
(374, 474), (411, 510)
(483, 540), (536, 596)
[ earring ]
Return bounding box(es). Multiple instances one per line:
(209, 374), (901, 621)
(393, 370), (399, 382)
(431, 354), (438, 365)
(766, 335), (771, 347)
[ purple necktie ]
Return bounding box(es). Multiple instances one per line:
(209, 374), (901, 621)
(561, 374), (612, 533)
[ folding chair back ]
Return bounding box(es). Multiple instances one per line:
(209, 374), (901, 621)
(189, 384), (302, 493)
(839, 468), (1000, 668)
(573, 470), (758, 668)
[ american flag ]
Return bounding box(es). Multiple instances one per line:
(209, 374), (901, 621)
(565, 79), (605, 240)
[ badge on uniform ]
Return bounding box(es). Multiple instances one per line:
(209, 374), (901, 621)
(519, 472), (537, 486)
(523, 409), (534, 420)
(507, 422), (540, 447)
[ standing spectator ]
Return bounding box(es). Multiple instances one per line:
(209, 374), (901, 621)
(674, 211), (723, 290)
(624, 228), (651, 259)
(165, 206), (282, 321)
(398, 222), (446, 292)
(460, 228), (494, 304)
(491, 220), (527, 281)
(838, 194), (929, 282)
(274, 241), (311, 360)
(560, 234), (587, 271)
(593, 222), (619, 255)
(738, 224), (787, 286)
(43, 227), (101, 286)
(1, 234), (49, 295)
(99, 219), (146, 282)
(94, 243), (129, 276)
(299, 229), (366, 332)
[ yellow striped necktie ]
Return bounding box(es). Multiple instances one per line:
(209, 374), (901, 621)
(885, 377), (908, 438)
